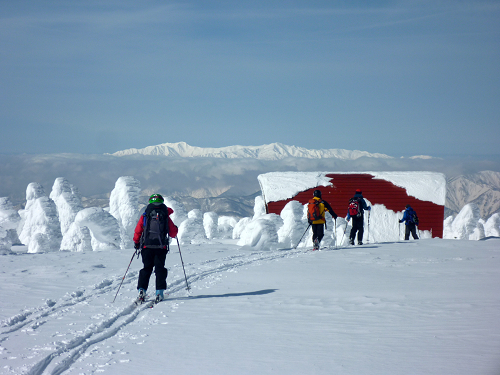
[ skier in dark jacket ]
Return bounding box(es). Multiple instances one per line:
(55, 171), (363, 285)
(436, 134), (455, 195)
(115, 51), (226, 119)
(133, 193), (178, 303)
(399, 204), (419, 240)
(346, 189), (371, 245)
(308, 190), (338, 250)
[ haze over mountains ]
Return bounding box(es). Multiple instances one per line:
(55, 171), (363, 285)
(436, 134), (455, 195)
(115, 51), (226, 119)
(1, 142), (499, 219)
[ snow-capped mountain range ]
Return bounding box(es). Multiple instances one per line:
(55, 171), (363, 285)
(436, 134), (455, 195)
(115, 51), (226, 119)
(446, 171), (500, 218)
(111, 142), (401, 160)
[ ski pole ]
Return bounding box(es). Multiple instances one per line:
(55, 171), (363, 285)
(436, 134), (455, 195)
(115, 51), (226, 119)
(333, 218), (337, 249)
(112, 248), (140, 303)
(367, 211), (370, 243)
(176, 237), (191, 291)
(294, 224), (311, 249)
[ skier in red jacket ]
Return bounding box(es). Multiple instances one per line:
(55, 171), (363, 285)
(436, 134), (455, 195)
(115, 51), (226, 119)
(133, 193), (178, 303)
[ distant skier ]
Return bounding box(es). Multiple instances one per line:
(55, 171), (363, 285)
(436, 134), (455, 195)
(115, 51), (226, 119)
(399, 204), (419, 240)
(133, 194), (178, 303)
(307, 190), (338, 250)
(346, 189), (371, 245)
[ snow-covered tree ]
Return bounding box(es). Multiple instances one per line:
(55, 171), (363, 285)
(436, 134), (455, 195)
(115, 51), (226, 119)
(50, 177), (83, 236)
(60, 223), (92, 252)
(443, 203), (484, 240)
(484, 213), (500, 237)
(178, 209), (207, 245)
(203, 211), (218, 240)
(232, 217), (252, 239)
(237, 214), (281, 250)
(19, 183), (62, 253)
(109, 176), (141, 249)
(0, 197), (21, 254)
(164, 197), (188, 227)
(253, 195), (266, 219)
(218, 216), (238, 239)
(277, 200), (307, 248)
(74, 207), (120, 251)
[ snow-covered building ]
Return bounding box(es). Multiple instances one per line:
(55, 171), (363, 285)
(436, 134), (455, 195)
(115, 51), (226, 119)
(258, 172), (446, 238)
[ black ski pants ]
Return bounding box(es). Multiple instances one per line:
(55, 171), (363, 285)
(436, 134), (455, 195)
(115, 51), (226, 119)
(137, 247), (169, 292)
(404, 223), (419, 240)
(311, 223), (325, 244)
(349, 216), (364, 243)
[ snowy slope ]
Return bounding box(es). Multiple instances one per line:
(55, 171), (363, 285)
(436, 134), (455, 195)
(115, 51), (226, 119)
(110, 142), (395, 160)
(1, 239), (499, 375)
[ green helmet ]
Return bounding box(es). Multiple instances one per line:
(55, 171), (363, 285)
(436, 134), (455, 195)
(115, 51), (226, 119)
(149, 193), (164, 205)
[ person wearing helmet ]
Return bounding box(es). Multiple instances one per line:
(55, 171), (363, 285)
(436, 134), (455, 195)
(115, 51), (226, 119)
(308, 189), (338, 250)
(346, 189), (371, 245)
(133, 193), (178, 303)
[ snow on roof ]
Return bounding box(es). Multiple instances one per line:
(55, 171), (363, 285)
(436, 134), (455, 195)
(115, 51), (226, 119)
(258, 172), (334, 203)
(258, 171), (446, 206)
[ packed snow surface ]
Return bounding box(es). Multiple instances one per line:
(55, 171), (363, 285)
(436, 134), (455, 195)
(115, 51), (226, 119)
(258, 171), (446, 205)
(1, 239), (499, 375)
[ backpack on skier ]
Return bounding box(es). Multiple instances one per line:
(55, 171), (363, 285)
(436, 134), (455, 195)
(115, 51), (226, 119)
(348, 197), (363, 218)
(140, 206), (170, 249)
(410, 210), (419, 226)
(307, 199), (322, 223)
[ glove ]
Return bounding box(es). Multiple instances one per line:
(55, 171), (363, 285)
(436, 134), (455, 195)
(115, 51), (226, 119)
(367, 206), (371, 211)
(346, 216), (350, 222)
(134, 242), (140, 250)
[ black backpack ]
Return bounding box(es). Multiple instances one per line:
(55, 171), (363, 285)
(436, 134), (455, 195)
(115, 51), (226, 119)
(140, 204), (170, 249)
(410, 210), (419, 226)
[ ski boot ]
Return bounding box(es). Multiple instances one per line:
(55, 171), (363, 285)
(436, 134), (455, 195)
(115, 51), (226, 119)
(313, 238), (320, 250)
(136, 289), (146, 305)
(155, 289), (165, 304)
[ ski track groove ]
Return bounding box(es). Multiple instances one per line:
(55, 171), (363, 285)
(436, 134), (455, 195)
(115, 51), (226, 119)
(3, 246), (311, 375)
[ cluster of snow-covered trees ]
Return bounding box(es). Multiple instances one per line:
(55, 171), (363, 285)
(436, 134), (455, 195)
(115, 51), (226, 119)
(1, 176), (499, 254)
(443, 203), (500, 240)
(0, 176), (242, 254)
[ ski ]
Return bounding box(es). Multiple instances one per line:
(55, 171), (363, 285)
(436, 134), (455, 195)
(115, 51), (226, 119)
(149, 294), (169, 308)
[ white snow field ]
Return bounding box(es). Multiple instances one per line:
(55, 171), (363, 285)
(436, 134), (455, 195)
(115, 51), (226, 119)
(1, 238), (499, 375)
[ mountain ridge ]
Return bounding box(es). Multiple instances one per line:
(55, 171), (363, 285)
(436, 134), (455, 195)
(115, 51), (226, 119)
(110, 141), (412, 160)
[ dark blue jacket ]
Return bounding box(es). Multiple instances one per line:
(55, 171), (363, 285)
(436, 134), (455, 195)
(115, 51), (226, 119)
(400, 206), (417, 225)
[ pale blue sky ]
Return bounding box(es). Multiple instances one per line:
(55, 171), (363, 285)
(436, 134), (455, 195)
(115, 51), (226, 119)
(1, 0), (499, 158)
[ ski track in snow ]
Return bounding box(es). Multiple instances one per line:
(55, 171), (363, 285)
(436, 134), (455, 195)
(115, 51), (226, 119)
(0, 246), (310, 375)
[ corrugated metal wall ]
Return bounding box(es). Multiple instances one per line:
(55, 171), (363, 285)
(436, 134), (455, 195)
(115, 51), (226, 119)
(265, 174), (444, 237)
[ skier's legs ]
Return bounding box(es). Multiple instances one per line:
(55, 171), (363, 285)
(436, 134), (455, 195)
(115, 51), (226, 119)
(312, 224), (324, 244)
(357, 224), (364, 243)
(154, 248), (168, 290)
(410, 223), (419, 239)
(404, 225), (410, 240)
(138, 248), (155, 291)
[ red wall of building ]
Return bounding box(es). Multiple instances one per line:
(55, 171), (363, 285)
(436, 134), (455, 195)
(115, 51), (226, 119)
(265, 174), (444, 237)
